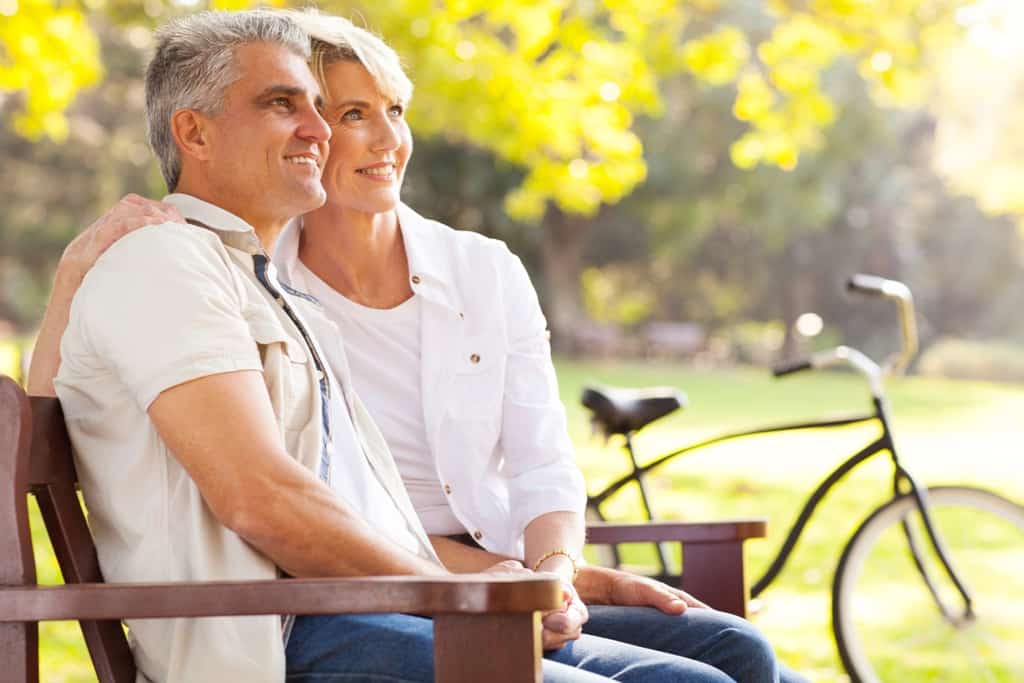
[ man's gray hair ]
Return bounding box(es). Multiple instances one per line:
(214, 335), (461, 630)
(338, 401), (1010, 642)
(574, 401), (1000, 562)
(145, 10), (310, 190)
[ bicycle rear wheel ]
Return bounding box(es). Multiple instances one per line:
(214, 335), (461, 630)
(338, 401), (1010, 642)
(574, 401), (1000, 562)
(833, 485), (1024, 683)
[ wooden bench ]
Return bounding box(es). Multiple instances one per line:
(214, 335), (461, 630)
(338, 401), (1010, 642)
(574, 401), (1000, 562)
(0, 376), (765, 681)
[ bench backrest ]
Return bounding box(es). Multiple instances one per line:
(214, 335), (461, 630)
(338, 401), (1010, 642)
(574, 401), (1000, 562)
(0, 377), (135, 682)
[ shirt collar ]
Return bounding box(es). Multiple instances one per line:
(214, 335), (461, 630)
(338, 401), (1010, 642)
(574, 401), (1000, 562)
(164, 193), (264, 254)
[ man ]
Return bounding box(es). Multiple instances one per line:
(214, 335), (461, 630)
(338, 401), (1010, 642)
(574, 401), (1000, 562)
(49, 10), (447, 682)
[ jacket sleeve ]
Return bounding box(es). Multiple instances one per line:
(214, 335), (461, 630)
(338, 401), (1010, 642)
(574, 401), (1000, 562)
(496, 246), (587, 538)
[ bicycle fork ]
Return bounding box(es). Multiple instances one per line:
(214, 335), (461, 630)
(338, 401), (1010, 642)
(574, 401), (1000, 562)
(889, 453), (976, 626)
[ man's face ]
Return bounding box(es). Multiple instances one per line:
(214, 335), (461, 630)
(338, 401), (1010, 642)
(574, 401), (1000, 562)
(202, 42), (330, 231)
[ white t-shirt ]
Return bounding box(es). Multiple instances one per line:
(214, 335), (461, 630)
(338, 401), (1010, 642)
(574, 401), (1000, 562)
(277, 279), (423, 556)
(297, 261), (464, 535)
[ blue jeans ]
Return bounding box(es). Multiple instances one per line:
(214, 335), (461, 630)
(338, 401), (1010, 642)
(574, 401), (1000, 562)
(584, 606), (808, 683)
(285, 606), (801, 682)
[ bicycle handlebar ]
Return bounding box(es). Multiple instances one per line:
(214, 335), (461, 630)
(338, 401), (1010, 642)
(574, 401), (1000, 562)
(772, 358), (813, 377)
(774, 274), (920, 395)
(844, 274), (918, 376)
(846, 274), (890, 296)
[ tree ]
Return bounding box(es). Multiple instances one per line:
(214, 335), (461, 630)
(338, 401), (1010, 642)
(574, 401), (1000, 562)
(1, 0), (973, 346)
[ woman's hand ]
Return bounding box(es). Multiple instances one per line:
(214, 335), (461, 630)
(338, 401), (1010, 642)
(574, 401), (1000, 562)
(60, 194), (183, 285)
(576, 564), (708, 615)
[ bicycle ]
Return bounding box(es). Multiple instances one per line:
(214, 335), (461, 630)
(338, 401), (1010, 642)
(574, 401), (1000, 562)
(581, 274), (1024, 683)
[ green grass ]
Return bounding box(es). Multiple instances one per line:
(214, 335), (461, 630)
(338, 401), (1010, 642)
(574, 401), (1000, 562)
(561, 359), (1024, 682)
(31, 360), (1024, 681)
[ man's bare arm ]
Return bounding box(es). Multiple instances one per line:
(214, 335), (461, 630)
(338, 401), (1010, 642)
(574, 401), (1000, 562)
(149, 369), (446, 578)
(27, 196), (183, 396)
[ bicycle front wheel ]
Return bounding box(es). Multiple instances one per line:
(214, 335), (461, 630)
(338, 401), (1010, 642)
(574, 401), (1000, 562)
(833, 485), (1024, 683)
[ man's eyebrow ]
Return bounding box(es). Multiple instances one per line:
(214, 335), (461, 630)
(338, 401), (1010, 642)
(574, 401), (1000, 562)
(254, 85), (309, 101)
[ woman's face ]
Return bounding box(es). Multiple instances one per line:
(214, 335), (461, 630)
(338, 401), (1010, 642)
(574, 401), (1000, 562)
(318, 60), (412, 216)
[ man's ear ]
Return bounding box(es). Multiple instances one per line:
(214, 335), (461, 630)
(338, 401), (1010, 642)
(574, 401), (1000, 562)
(170, 109), (212, 163)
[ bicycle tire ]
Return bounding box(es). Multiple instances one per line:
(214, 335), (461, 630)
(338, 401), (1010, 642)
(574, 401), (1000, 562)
(832, 485), (1024, 683)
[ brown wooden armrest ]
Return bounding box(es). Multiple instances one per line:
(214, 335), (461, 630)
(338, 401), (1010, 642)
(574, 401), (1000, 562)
(0, 574), (562, 623)
(585, 519), (767, 617)
(586, 519), (767, 544)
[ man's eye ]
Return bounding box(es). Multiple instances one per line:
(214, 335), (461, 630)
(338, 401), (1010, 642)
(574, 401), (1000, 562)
(272, 97), (292, 109)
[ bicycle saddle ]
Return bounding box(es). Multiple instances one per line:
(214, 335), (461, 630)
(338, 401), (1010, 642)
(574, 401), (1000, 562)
(580, 385), (687, 436)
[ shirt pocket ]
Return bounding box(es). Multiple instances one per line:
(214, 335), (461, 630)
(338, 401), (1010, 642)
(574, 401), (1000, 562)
(450, 333), (507, 423)
(244, 307), (314, 433)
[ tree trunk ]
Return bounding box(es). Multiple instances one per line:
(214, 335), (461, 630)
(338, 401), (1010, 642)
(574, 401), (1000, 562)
(538, 207), (590, 354)
(779, 241), (815, 362)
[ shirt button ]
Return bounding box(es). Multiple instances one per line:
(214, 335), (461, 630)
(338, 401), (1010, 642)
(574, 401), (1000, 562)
(469, 353), (481, 364)
(411, 275), (421, 284)
(458, 312), (465, 320)
(473, 530), (483, 541)
(443, 484), (452, 494)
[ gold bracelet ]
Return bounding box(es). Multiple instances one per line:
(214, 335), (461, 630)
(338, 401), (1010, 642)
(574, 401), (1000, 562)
(531, 548), (579, 582)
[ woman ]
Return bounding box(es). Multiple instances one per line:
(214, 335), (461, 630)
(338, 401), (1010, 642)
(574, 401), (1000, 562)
(30, 9), (803, 683)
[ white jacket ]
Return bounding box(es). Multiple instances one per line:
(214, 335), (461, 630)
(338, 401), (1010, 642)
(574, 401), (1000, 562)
(275, 203), (586, 558)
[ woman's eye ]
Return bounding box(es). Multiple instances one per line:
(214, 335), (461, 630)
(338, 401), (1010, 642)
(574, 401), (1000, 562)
(388, 105), (404, 117)
(341, 109), (362, 121)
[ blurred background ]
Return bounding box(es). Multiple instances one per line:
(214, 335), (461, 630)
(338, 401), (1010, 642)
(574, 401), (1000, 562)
(3, 0), (1024, 378)
(2, 1), (1023, 681)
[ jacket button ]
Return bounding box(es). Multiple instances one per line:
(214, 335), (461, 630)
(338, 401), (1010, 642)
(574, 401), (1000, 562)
(411, 275), (421, 284)
(458, 312), (464, 320)
(443, 484), (452, 494)
(473, 530), (483, 540)
(469, 353), (480, 364)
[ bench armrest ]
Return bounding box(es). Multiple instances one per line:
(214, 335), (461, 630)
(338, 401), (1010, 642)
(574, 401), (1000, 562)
(0, 574), (561, 622)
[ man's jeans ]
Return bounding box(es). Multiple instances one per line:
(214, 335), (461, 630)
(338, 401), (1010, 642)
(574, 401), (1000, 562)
(285, 605), (804, 682)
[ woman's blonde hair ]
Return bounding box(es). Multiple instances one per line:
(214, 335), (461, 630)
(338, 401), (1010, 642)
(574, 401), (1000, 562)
(282, 9), (413, 105)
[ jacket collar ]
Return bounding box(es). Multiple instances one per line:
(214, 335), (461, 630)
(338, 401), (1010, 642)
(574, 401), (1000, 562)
(271, 203), (463, 314)
(396, 203), (461, 314)
(164, 193), (264, 254)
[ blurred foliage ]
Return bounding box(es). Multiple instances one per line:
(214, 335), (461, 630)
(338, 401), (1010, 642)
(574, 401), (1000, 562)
(2, 0), (971, 220)
(918, 337), (1024, 383)
(930, 2), (1024, 227)
(3, 0), (1022, 375)
(0, 1), (102, 140)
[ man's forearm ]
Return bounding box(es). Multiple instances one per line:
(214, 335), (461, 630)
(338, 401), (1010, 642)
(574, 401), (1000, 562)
(148, 370), (447, 580)
(237, 468), (447, 578)
(429, 535), (515, 572)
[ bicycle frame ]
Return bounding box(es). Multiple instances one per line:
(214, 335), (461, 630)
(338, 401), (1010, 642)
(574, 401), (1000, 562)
(586, 394), (976, 620)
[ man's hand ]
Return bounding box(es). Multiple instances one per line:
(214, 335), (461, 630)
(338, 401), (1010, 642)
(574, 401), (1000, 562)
(61, 194), (183, 284)
(540, 579), (589, 651)
(482, 560), (588, 650)
(576, 564), (708, 615)
(482, 559), (531, 575)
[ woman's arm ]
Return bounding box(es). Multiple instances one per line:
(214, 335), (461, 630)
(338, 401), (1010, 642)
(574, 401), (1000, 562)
(26, 195), (183, 396)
